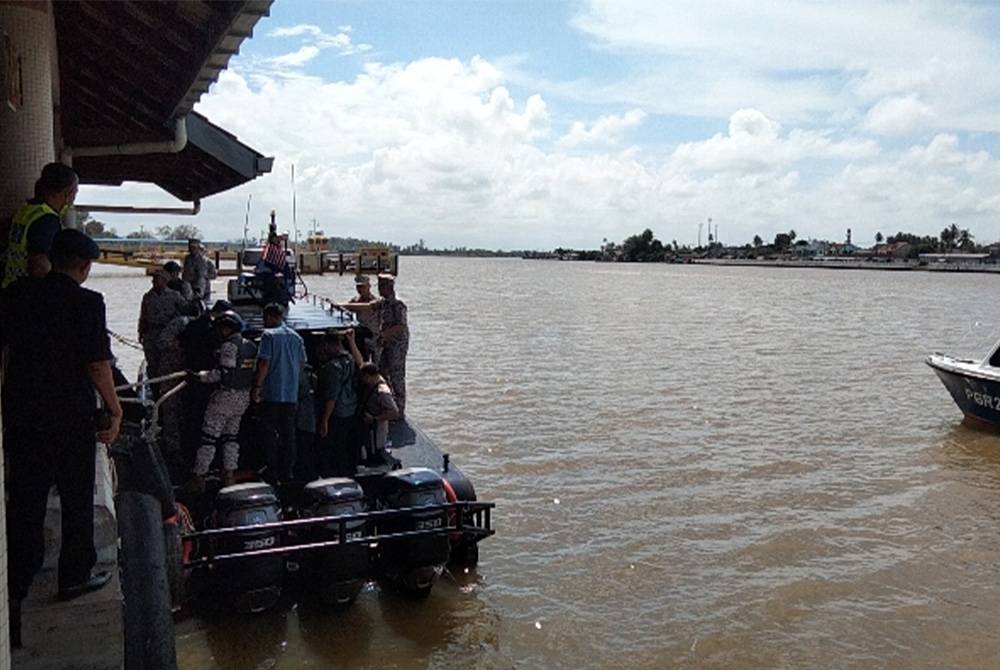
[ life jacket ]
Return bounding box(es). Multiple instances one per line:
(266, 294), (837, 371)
(2, 201), (59, 288)
(221, 337), (258, 390)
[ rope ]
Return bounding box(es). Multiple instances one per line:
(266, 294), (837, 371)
(108, 328), (144, 351)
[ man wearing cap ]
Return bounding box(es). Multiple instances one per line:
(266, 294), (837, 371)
(337, 273), (409, 416)
(348, 274), (380, 361)
(253, 302), (307, 483)
(0, 229), (122, 646)
(137, 268), (187, 380)
(182, 237), (212, 303)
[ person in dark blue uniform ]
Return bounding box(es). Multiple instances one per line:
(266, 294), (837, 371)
(0, 229), (123, 648)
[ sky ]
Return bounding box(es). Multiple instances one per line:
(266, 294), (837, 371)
(81, 0), (1000, 250)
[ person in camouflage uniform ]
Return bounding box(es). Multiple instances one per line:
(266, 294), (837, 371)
(336, 273), (409, 415)
(182, 238), (215, 303)
(374, 274), (408, 416)
(156, 315), (192, 465)
(163, 260), (193, 301)
(348, 275), (379, 361)
(138, 268), (187, 379)
(192, 311), (257, 488)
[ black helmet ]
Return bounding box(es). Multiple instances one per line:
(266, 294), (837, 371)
(214, 310), (244, 333)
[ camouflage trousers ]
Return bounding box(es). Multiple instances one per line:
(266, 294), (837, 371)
(378, 339), (408, 415)
(195, 387), (250, 475)
(143, 341), (162, 380)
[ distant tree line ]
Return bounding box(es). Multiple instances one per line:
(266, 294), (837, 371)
(564, 222), (990, 263)
(79, 211), (989, 263)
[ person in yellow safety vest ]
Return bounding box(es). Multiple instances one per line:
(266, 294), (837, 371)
(2, 163), (79, 289)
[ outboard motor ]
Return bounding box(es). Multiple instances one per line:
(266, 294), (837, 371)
(211, 482), (283, 613)
(300, 478), (369, 605)
(377, 468), (450, 594)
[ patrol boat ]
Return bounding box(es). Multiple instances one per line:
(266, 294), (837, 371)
(927, 340), (1000, 430)
(113, 246), (494, 617)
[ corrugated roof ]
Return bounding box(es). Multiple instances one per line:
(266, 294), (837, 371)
(52, 0), (273, 199)
(72, 112), (274, 201)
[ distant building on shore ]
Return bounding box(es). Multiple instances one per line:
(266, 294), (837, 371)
(918, 253), (991, 266)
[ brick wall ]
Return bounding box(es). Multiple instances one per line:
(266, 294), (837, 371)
(0, 1), (56, 223)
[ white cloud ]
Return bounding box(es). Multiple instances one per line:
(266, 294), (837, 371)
(570, 0), (1000, 133)
(863, 96), (936, 135)
(670, 109), (878, 175)
(269, 24), (323, 38)
(87, 39), (1000, 250)
(267, 22), (370, 62)
(558, 109), (647, 149)
(269, 46), (320, 68)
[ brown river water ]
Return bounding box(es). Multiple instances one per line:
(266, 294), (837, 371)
(89, 257), (1000, 669)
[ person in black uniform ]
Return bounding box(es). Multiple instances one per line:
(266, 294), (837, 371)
(0, 229), (123, 648)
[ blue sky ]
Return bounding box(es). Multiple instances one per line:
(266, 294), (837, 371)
(83, 0), (1000, 250)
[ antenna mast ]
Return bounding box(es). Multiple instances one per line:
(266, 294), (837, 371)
(291, 163), (298, 251)
(243, 194), (252, 249)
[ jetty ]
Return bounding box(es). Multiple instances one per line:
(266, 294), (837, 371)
(93, 239), (399, 277)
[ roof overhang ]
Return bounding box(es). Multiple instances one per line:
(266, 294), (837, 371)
(72, 113), (275, 201)
(52, 0), (274, 199)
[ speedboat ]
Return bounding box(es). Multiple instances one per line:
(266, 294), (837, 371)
(112, 240), (494, 617)
(927, 342), (1000, 429)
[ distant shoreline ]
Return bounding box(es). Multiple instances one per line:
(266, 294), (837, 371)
(687, 258), (1000, 273)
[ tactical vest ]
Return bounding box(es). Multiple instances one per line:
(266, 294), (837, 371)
(3, 202), (59, 288)
(222, 337), (258, 390)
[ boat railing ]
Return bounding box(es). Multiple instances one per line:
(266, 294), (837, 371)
(182, 500), (495, 568)
(115, 370), (190, 429)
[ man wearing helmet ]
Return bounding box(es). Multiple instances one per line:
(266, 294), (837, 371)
(192, 310), (257, 488)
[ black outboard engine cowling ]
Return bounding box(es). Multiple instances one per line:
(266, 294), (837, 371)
(300, 478), (368, 605)
(377, 467), (450, 594)
(211, 482), (283, 613)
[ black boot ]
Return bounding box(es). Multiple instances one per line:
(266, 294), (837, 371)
(58, 571), (111, 601)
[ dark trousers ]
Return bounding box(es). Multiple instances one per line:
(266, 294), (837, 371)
(5, 423), (97, 601)
(259, 402), (297, 482)
(294, 430), (318, 482)
(181, 383), (213, 472)
(318, 416), (359, 478)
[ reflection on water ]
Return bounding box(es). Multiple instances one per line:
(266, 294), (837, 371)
(88, 258), (1000, 669)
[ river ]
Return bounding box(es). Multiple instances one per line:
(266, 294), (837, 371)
(90, 256), (1000, 669)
